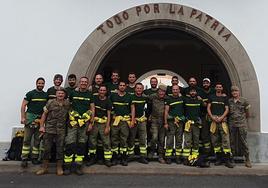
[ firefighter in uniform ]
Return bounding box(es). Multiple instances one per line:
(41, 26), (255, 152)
(207, 82), (234, 168)
(228, 86), (252, 168)
(64, 77), (95, 175)
(110, 81), (133, 166)
(143, 77), (158, 153)
(47, 74), (63, 99)
(166, 76), (179, 96)
(87, 85), (113, 167)
(164, 85), (184, 164)
(65, 74), (77, 97)
(128, 83), (148, 164)
(126, 72), (137, 95)
(20, 77), (48, 168)
(182, 87), (206, 166)
(36, 88), (70, 175)
(89, 73), (104, 96)
(106, 70), (120, 95)
(148, 84), (167, 164)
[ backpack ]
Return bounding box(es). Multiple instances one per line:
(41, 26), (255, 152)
(2, 130), (24, 161)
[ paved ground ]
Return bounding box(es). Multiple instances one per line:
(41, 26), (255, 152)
(0, 173), (268, 188)
(1, 160), (268, 176)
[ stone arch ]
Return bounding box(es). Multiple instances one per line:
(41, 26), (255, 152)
(66, 3), (260, 132)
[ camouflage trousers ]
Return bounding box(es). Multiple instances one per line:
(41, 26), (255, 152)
(111, 121), (129, 154)
(150, 119), (166, 158)
(21, 125), (41, 160)
(183, 123), (200, 158)
(165, 120), (184, 158)
(128, 121), (147, 156)
(43, 131), (65, 160)
(230, 126), (249, 157)
(64, 125), (87, 164)
(88, 122), (112, 161)
(210, 122), (232, 154)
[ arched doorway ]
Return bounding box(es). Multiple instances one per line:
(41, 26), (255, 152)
(66, 3), (260, 132)
(136, 69), (188, 89)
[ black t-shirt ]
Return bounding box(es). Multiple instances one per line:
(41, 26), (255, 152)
(208, 94), (229, 116)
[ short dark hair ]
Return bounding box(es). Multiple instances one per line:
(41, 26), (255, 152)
(172, 76), (178, 80)
(215, 82), (223, 87)
(118, 80), (126, 85)
(128, 72), (136, 76)
(150, 77), (157, 81)
(68, 74), (76, 80)
(54, 74), (63, 81)
(80, 76), (89, 81)
(135, 83), (143, 88)
(36, 77), (45, 83)
(98, 84), (107, 90)
(189, 87), (197, 92)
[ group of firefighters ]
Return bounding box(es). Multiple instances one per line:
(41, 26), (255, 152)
(20, 70), (252, 176)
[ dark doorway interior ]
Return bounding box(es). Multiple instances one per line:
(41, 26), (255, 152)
(97, 28), (231, 93)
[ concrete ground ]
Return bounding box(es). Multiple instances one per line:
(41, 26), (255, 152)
(1, 160), (268, 176)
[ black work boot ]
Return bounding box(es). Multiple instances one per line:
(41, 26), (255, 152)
(21, 159), (28, 168)
(63, 163), (72, 175)
(63, 163), (72, 176)
(165, 158), (172, 164)
(111, 153), (118, 166)
(86, 154), (96, 166)
(32, 158), (41, 165)
(121, 152), (128, 166)
(214, 153), (223, 166)
(175, 157), (182, 165)
(139, 156), (149, 164)
(224, 153), (235, 168)
(74, 163), (84, 175)
(104, 160), (112, 167)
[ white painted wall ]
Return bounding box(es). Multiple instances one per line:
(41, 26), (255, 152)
(0, 0), (267, 141)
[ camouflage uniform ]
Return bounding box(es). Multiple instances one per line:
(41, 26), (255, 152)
(43, 99), (70, 160)
(149, 94), (166, 159)
(228, 97), (250, 158)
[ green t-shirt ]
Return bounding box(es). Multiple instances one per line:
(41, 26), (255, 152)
(69, 89), (93, 115)
(165, 95), (184, 118)
(110, 92), (132, 116)
(91, 85), (100, 96)
(143, 88), (158, 96)
(126, 86), (135, 95)
(166, 86), (173, 96)
(47, 86), (57, 99)
(182, 86), (203, 97)
(106, 82), (118, 95)
(93, 95), (112, 118)
(131, 94), (147, 118)
(208, 94), (229, 116)
(184, 96), (203, 121)
(24, 89), (48, 115)
(65, 86), (76, 98)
